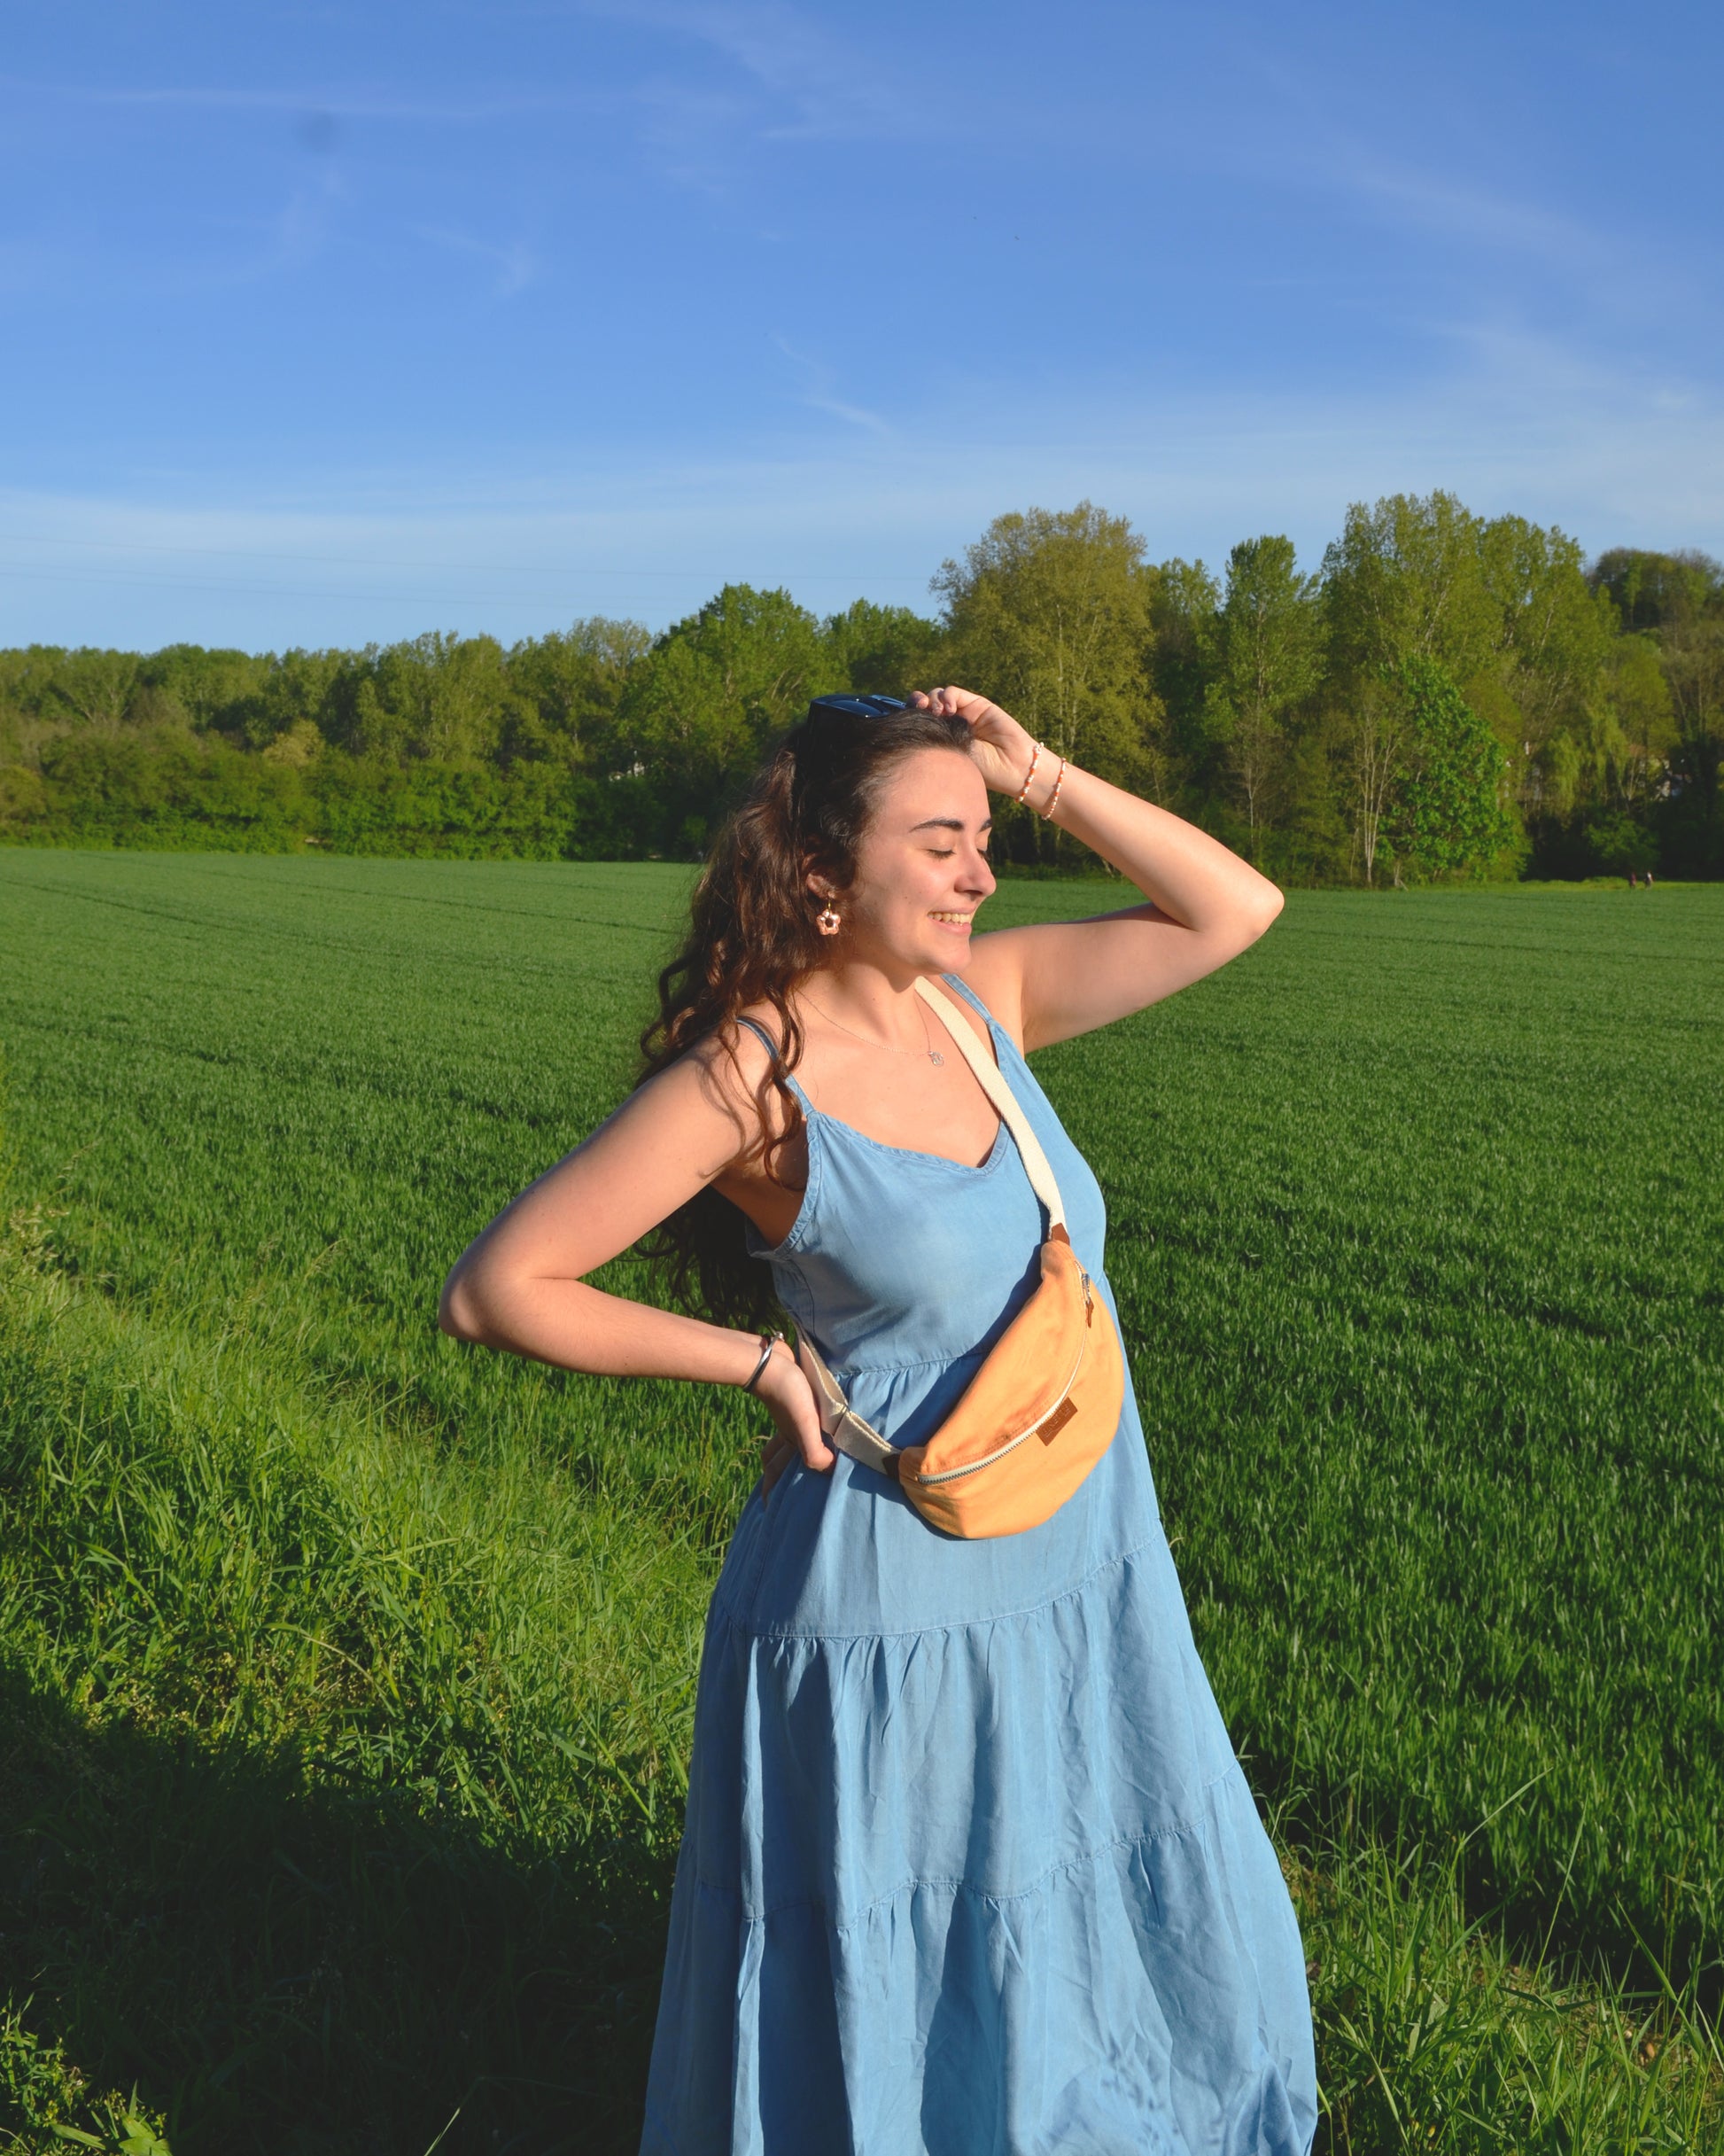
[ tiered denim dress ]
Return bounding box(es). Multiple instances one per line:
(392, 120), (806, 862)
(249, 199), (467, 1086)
(640, 974), (1316, 2156)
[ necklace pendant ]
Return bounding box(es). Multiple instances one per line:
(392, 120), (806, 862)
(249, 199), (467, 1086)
(928, 1049), (944, 1066)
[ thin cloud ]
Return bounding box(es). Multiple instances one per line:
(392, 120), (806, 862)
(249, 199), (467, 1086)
(773, 337), (893, 436)
(0, 72), (602, 126)
(666, 2), (903, 138)
(579, 0), (905, 144)
(274, 167), (346, 270)
(624, 76), (760, 193)
(413, 225), (539, 298)
(1314, 150), (1614, 279)
(1184, 41), (1643, 299)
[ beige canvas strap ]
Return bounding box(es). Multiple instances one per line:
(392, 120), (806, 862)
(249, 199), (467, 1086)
(796, 976), (1065, 1474)
(798, 1338), (900, 1475)
(913, 976), (1066, 1234)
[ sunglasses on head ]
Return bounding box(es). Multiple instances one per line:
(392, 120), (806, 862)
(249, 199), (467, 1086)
(804, 693), (909, 725)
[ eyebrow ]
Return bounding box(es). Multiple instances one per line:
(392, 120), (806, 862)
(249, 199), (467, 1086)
(910, 815), (993, 834)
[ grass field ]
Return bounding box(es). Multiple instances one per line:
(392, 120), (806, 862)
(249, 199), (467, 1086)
(0, 849), (1720, 2154)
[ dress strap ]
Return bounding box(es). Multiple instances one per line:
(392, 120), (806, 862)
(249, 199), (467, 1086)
(734, 1012), (814, 1114)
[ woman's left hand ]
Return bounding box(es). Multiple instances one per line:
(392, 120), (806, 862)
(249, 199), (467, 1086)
(906, 686), (1038, 798)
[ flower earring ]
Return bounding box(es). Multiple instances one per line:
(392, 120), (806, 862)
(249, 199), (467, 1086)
(815, 899), (842, 936)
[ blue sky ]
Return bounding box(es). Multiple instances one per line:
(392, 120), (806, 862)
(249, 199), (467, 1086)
(4, 0), (1720, 654)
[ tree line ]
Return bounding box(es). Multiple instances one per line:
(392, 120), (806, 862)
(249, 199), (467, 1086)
(3, 492), (1719, 883)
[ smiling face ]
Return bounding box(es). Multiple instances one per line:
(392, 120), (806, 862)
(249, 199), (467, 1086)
(813, 745), (997, 975)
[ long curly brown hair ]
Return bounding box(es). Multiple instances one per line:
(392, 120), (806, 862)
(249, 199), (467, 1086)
(637, 700), (975, 1326)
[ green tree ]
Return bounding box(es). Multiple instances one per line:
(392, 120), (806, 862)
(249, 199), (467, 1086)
(0, 643), (67, 730)
(260, 717), (325, 768)
(823, 599), (942, 697)
(1593, 549), (1724, 775)
(1145, 557), (1226, 820)
(1146, 559), (1221, 728)
(1542, 704), (1642, 834)
(0, 762), (48, 829)
(1472, 516), (1616, 819)
(138, 644), (271, 735)
(47, 648), (141, 730)
(1267, 712), (1354, 886)
(505, 618), (651, 770)
(1345, 673), (1415, 887)
(346, 633), (522, 766)
(933, 504), (1161, 855)
(1588, 810), (1660, 878)
(1324, 494), (1510, 884)
(250, 648), (353, 755)
(5, 514), (1716, 883)
(1201, 535), (1324, 852)
(1584, 549), (1724, 876)
(1386, 657), (1518, 881)
(1589, 547), (1721, 635)
(1322, 492), (1498, 685)
(617, 586), (834, 842)
(1590, 634), (1676, 807)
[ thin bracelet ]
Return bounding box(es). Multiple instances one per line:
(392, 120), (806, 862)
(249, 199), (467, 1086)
(741, 1328), (784, 1392)
(1037, 757), (1068, 819)
(1013, 741), (1043, 806)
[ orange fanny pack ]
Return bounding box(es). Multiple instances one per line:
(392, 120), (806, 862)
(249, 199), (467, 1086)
(797, 977), (1125, 1540)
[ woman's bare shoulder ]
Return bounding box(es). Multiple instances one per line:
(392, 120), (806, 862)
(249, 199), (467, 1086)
(940, 946), (1028, 1055)
(674, 1011), (792, 1137)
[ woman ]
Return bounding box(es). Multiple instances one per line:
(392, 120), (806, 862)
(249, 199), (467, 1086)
(440, 688), (1317, 2156)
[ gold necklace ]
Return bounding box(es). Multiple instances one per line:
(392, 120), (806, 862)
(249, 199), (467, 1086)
(800, 988), (946, 1066)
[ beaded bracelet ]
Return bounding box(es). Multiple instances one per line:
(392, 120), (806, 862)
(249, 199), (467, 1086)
(1013, 741), (1043, 806)
(1037, 757), (1068, 819)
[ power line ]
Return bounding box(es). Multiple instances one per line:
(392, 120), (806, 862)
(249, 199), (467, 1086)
(0, 534), (932, 584)
(0, 563), (627, 608)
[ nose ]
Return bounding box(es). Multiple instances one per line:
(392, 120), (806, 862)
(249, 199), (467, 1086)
(963, 843), (996, 899)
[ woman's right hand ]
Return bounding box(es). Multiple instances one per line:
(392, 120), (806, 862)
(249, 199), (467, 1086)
(753, 1337), (836, 1498)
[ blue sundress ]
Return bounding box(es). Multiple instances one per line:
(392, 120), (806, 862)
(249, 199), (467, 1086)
(640, 973), (1317, 2155)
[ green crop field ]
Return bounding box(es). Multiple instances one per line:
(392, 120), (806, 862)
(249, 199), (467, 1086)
(1, 848), (1720, 2155)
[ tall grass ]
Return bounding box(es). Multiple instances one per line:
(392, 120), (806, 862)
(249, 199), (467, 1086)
(0, 850), (1719, 2152)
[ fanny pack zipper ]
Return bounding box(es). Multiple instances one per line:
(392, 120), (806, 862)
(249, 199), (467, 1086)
(912, 1266), (1094, 1489)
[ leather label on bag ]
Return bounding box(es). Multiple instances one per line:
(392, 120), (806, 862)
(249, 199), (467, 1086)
(1038, 1397), (1079, 1446)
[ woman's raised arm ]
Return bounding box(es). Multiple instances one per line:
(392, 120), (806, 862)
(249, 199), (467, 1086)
(916, 687), (1285, 1052)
